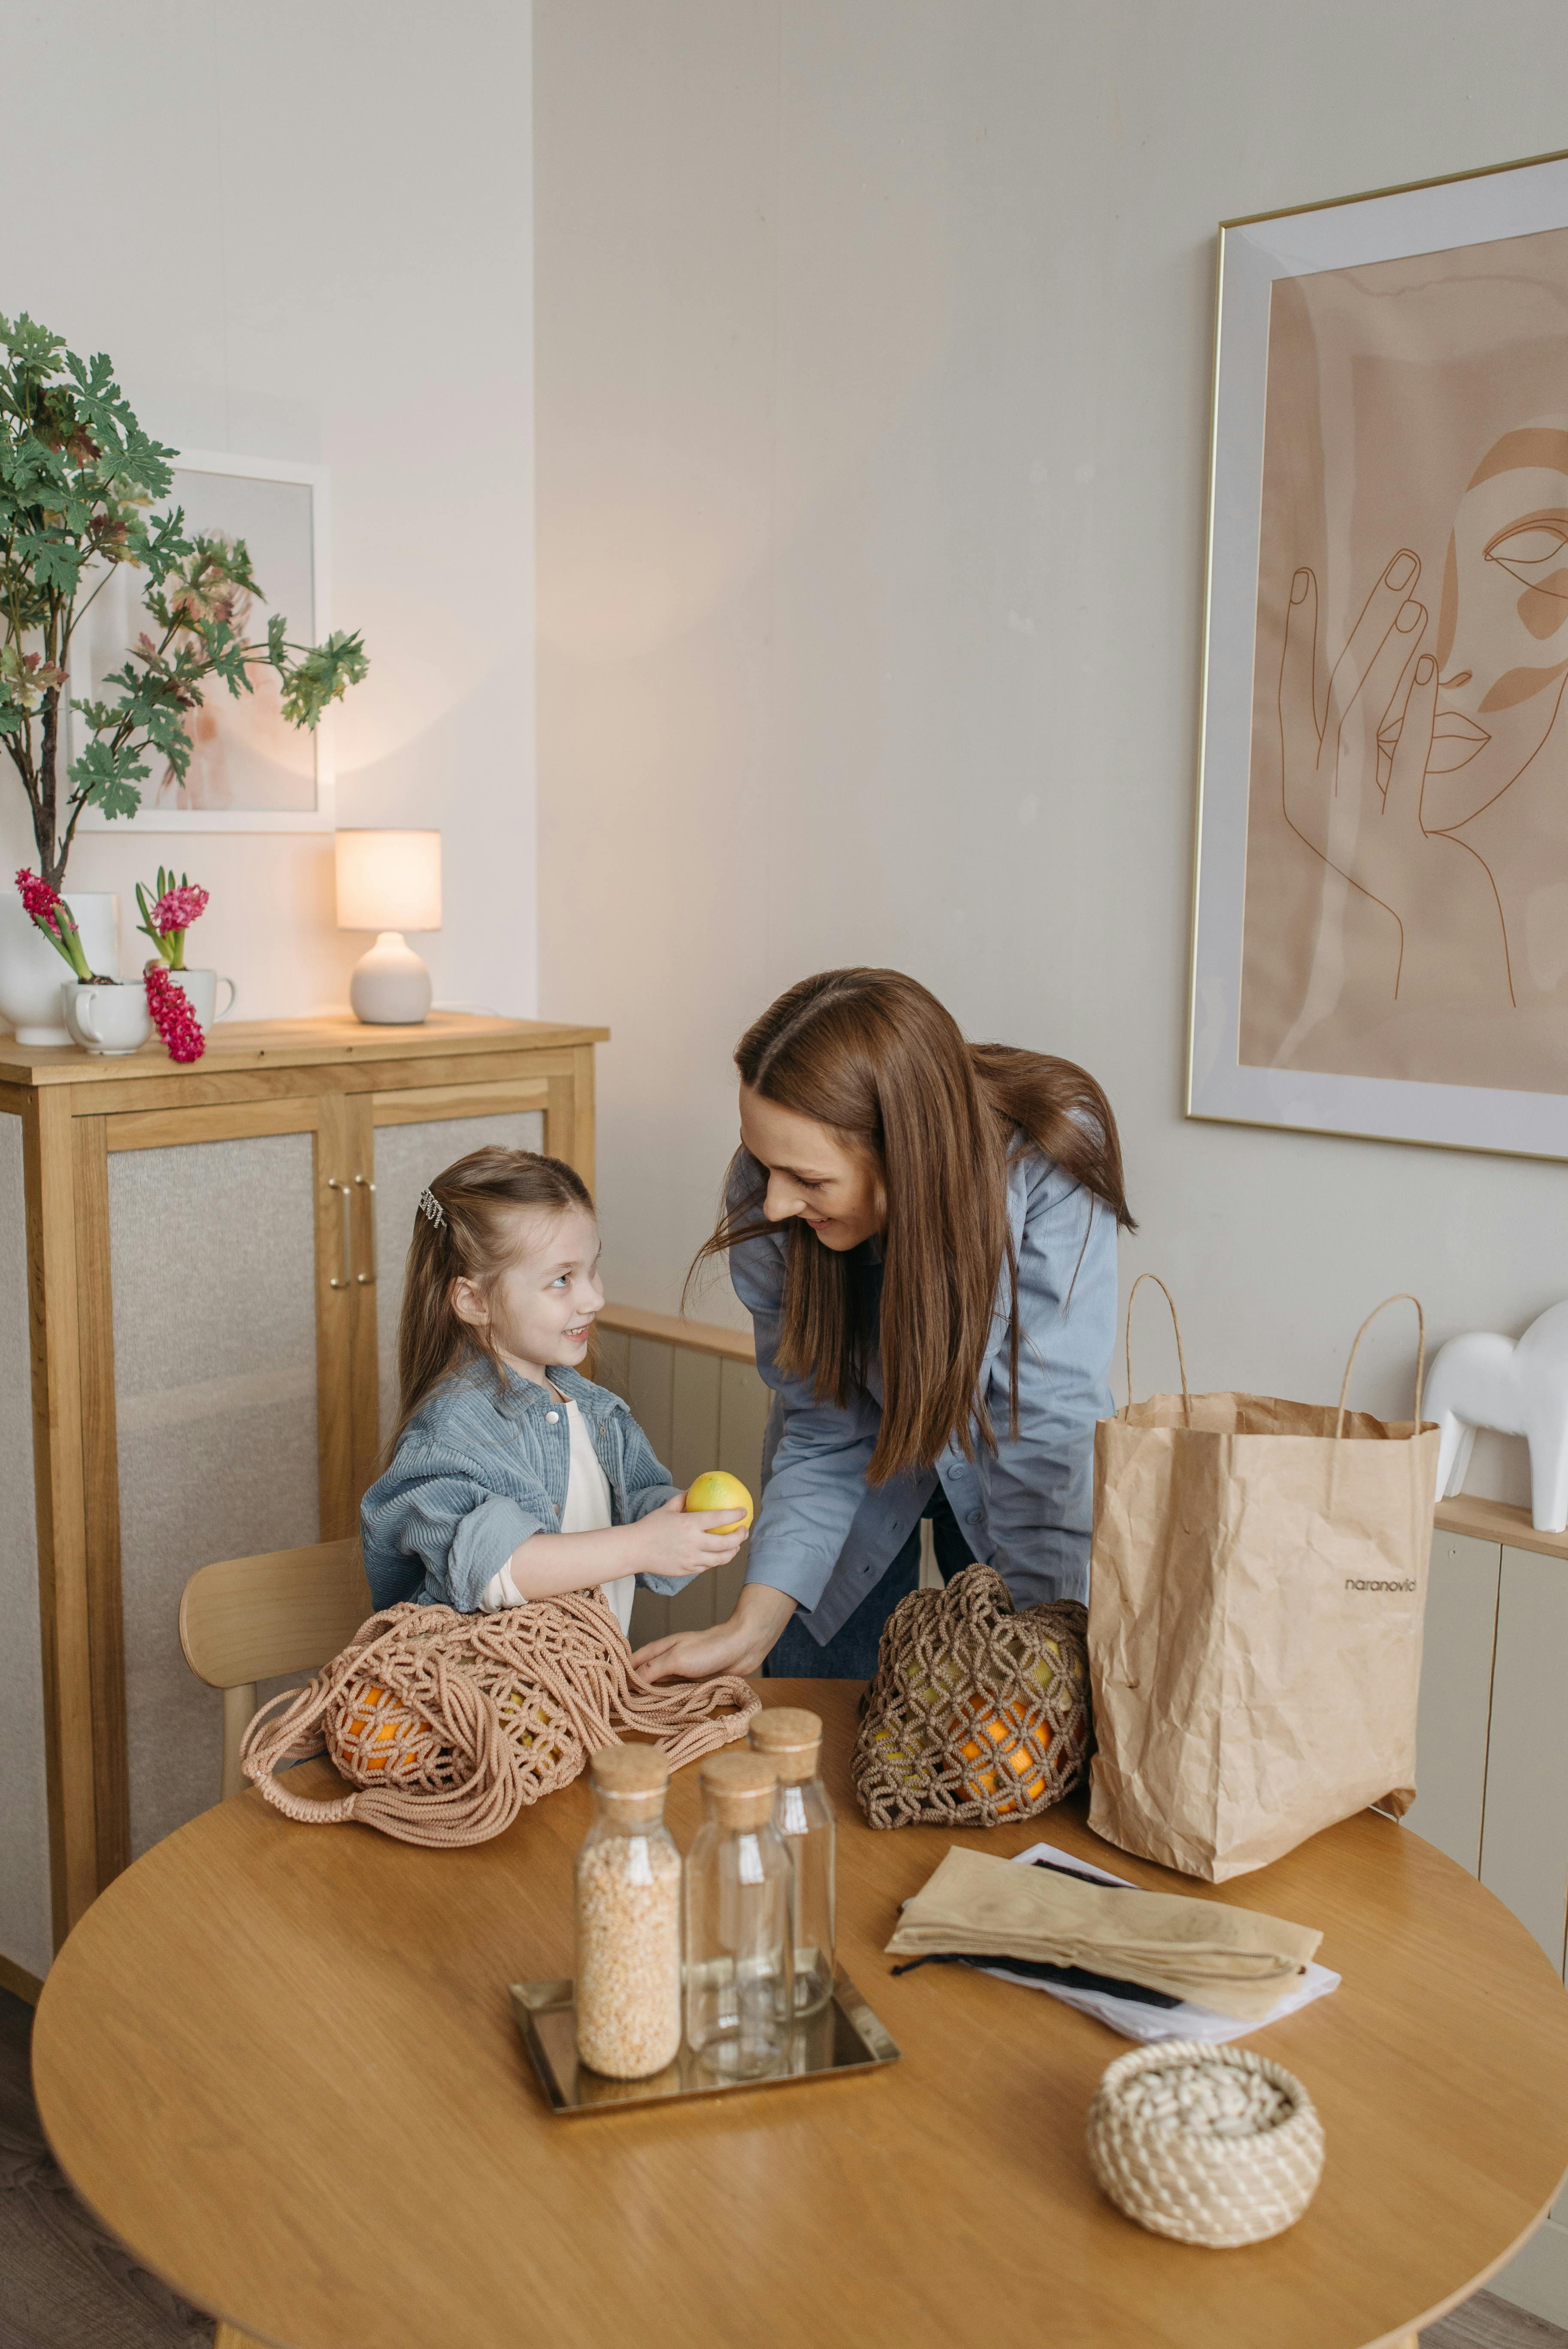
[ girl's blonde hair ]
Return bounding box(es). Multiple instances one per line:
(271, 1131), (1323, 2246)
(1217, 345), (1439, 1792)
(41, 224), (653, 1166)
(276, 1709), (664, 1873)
(393, 1145), (593, 1447)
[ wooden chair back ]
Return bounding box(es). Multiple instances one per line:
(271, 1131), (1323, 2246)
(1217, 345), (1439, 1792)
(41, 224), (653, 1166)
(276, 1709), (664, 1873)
(179, 1538), (372, 1799)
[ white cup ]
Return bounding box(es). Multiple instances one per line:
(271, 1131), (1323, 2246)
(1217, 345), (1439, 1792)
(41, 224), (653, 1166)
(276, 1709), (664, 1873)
(62, 981), (153, 1057)
(166, 968), (238, 1029)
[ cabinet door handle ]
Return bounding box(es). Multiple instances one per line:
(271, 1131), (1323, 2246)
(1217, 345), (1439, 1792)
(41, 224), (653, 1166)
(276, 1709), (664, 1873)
(354, 1174), (377, 1285)
(327, 1177), (352, 1290)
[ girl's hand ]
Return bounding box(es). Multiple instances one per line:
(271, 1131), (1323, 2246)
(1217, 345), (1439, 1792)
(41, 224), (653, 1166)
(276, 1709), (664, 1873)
(634, 1581), (796, 1682)
(635, 1491), (748, 1582)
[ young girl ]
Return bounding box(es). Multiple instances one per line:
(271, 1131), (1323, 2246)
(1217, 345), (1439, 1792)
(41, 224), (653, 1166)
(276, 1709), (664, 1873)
(360, 1146), (748, 1630)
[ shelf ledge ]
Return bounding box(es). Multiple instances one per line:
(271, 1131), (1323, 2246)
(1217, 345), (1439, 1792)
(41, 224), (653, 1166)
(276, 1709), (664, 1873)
(1434, 1492), (1568, 1561)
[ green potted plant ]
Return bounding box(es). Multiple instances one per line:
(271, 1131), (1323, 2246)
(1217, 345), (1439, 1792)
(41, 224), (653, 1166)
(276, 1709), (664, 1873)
(0, 311), (368, 1043)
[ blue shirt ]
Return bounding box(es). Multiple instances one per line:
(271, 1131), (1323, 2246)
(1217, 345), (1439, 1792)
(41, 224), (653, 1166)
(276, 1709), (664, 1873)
(360, 1359), (689, 1612)
(733, 1145), (1116, 1644)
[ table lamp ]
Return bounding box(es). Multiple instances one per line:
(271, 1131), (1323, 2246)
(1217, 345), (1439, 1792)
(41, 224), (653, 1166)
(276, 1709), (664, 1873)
(335, 829), (442, 1024)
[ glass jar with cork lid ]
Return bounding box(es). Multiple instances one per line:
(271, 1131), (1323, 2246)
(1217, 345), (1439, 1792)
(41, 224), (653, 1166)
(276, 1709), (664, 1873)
(574, 1745), (682, 2080)
(751, 1706), (836, 2019)
(684, 1748), (793, 2079)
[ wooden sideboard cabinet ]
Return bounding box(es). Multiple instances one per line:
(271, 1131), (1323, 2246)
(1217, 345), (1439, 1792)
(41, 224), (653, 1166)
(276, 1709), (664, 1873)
(1410, 1493), (1568, 2327)
(0, 1014), (605, 1988)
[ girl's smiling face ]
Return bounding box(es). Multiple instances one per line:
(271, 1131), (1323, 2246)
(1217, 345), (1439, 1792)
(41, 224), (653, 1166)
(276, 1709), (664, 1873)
(451, 1203), (605, 1384)
(739, 1085), (885, 1252)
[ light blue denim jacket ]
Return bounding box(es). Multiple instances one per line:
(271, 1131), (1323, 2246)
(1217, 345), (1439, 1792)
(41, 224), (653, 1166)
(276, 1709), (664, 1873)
(360, 1359), (689, 1612)
(734, 1145), (1117, 1644)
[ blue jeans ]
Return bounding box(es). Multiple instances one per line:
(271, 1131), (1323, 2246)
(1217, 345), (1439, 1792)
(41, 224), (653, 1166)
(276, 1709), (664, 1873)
(765, 1487), (972, 1678)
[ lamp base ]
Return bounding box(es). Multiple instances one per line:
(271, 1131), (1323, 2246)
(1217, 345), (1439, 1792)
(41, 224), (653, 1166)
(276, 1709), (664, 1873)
(348, 932), (433, 1024)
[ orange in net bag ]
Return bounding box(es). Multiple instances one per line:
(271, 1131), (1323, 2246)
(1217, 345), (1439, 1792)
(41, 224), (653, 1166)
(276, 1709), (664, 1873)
(851, 1563), (1091, 1830)
(241, 1592), (759, 1846)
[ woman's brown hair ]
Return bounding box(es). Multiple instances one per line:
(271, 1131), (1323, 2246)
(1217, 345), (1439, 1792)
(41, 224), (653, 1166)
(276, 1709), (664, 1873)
(690, 968), (1132, 1486)
(392, 1146), (593, 1450)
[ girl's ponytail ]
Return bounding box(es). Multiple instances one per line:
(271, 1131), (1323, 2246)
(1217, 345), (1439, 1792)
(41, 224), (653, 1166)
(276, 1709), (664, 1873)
(390, 1146), (593, 1452)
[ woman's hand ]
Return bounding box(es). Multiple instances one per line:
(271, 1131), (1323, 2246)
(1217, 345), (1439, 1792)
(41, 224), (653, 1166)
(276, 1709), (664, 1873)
(633, 1580), (796, 1682)
(1280, 556), (1512, 1005)
(633, 1492), (749, 1582)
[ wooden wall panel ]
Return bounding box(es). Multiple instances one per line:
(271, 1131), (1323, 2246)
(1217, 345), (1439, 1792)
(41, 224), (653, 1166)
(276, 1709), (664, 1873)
(619, 1331), (774, 1646)
(1480, 1546), (1568, 1973)
(666, 1350), (725, 1633)
(716, 1357), (772, 1621)
(669, 1349), (722, 1486)
(590, 1326), (631, 1406)
(626, 1337), (675, 1471)
(1404, 1531), (1500, 1877)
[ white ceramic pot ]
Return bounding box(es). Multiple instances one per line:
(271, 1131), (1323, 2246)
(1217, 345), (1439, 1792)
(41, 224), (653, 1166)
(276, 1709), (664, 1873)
(0, 890), (121, 1045)
(166, 968), (238, 1029)
(61, 980), (152, 1057)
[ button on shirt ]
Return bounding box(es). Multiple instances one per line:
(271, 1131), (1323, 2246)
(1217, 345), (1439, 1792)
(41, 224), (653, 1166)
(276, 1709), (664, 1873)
(480, 1396), (632, 1632)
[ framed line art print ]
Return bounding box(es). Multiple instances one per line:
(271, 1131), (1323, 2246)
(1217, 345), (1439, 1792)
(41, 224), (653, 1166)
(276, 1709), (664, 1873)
(72, 452), (335, 835)
(1188, 150), (1568, 1159)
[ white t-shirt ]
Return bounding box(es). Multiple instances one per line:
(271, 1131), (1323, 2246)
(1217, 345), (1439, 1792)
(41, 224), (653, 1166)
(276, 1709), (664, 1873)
(478, 1397), (633, 1632)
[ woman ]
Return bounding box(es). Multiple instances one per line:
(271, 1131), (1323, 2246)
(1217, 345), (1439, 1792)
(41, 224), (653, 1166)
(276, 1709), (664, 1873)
(635, 968), (1131, 1683)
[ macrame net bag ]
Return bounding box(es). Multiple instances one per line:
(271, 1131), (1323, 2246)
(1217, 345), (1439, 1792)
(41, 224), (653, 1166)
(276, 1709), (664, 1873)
(241, 1592), (760, 1847)
(851, 1564), (1091, 1830)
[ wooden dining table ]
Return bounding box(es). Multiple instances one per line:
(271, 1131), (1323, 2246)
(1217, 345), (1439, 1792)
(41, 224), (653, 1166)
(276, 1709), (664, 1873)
(30, 1678), (1568, 2349)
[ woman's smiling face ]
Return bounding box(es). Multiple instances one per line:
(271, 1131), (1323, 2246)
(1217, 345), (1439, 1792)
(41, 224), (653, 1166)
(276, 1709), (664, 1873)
(739, 1085), (885, 1252)
(1420, 426), (1568, 831)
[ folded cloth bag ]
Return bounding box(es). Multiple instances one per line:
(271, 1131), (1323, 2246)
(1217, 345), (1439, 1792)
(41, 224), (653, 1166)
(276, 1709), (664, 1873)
(1088, 1282), (1438, 1883)
(884, 1846), (1321, 2022)
(851, 1564), (1091, 1830)
(241, 1594), (758, 1846)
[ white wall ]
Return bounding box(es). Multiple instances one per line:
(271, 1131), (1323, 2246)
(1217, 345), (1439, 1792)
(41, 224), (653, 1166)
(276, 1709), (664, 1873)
(2, 1), (536, 1020)
(536, 0), (1568, 1485)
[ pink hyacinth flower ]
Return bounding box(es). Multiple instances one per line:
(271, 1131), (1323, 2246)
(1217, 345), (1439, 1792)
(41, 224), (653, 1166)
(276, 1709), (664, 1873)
(144, 963), (206, 1064)
(151, 883), (209, 936)
(15, 867), (63, 922)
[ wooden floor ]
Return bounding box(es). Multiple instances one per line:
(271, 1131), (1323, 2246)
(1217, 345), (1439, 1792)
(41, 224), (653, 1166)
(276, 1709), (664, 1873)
(1, 1991), (213, 2349)
(0, 1983), (1561, 2348)
(1431, 2297), (1568, 2349)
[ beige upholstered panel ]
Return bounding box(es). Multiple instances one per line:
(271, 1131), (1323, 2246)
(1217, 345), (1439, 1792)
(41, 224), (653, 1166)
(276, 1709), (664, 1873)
(0, 1112), (52, 1979)
(372, 1112), (545, 1445)
(109, 1134), (321, 1855)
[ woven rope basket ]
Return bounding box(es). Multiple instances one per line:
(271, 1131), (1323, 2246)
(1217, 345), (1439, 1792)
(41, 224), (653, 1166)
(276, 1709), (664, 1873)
(241, 1595), (758, 1846)
(1086, 2041), (1325, 2247)
(851, 1564), (1091, 1830)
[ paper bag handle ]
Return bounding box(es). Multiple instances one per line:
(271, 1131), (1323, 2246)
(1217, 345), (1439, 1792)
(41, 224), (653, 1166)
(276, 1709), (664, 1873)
(1124, 1273), (1192, 1427)
(1334, 1294), (1426, 1440)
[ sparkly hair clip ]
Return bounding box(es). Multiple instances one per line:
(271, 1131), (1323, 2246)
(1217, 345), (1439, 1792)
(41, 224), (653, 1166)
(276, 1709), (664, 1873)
(418, 1186), (447, 1231)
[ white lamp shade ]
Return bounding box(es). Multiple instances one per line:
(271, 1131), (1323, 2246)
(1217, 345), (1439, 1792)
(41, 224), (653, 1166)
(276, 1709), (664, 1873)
(335, 830), (443, 933)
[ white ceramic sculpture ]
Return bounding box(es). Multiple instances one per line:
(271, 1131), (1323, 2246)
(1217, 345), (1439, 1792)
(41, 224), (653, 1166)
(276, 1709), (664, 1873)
(1426, 1301), (1568, 1533)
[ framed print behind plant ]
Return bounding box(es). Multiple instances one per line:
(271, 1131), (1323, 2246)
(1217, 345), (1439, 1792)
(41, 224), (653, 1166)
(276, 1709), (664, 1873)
(1188, 150), (1568, 1159)
(72, 452), (335, 834)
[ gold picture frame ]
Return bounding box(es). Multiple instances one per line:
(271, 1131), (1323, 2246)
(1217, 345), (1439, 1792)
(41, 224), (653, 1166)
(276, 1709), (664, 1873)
(1188, 148), (1568, 1160)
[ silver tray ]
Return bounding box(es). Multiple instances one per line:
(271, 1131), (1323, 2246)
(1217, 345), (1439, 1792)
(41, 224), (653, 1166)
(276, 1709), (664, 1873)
(511, 1971), (900, 2116)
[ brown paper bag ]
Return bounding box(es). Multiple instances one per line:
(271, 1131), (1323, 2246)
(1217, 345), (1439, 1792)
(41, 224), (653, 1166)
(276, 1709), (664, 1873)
(1087, 1280), (1438, 1882)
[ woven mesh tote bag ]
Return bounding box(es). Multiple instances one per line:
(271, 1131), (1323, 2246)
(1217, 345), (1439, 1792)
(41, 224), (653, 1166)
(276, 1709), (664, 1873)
(851, 1563), (1091, 1829)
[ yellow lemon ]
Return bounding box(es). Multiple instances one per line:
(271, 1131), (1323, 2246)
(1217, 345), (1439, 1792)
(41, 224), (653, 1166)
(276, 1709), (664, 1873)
(684, 1470), (754, 1534)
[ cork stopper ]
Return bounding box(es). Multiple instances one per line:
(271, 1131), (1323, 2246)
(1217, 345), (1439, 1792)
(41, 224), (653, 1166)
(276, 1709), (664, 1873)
(588, 1743), (669, 1823)
(700, 1748), (778, 1830)
(749, 1707), (823, 1784)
